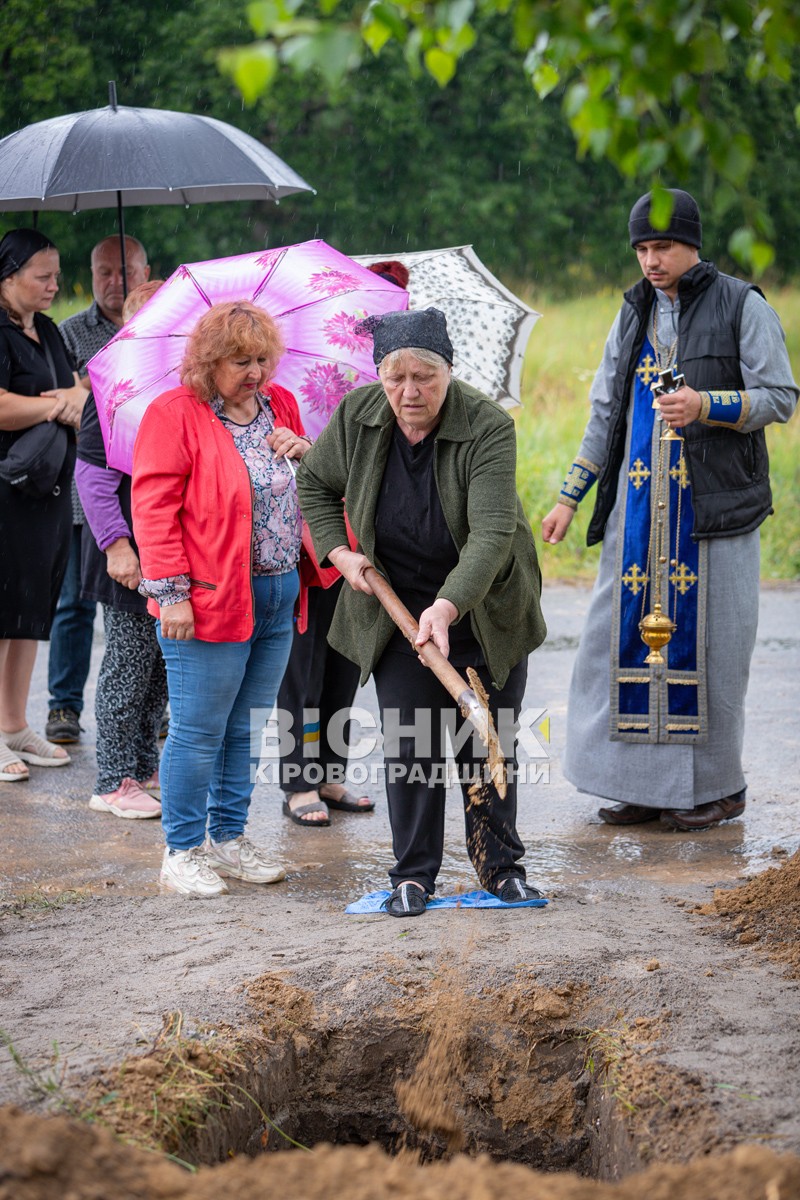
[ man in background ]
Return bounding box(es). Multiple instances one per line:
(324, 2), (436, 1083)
(46, 236), (150, 744)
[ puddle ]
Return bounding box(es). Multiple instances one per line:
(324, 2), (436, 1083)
(4, 769), (798, 905)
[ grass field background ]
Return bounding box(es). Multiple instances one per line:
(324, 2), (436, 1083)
(51, 286), (800, 580)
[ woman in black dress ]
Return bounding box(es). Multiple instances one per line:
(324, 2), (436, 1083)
(0, 230), (88, 782)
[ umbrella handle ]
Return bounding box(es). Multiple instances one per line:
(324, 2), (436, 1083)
(363, 565), (477, 709)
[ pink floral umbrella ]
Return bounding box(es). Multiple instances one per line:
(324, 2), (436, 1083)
(86, 239), (408, 472)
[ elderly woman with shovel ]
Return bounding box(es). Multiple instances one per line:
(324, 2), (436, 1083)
(296, 308), (546, 917)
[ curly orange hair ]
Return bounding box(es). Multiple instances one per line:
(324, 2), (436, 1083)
(180, 301), (285, 402)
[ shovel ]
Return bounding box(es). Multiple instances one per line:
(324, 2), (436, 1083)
(363, 565), (506, 793)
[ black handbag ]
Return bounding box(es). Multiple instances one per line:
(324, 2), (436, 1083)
(0, 325), (72, 498)
(0, 421), (69, 498)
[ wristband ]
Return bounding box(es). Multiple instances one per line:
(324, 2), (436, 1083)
(698, 390), (750, 431)
(559, 457), (600, 507)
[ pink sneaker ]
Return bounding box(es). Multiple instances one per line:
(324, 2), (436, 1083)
(139, 770), (161, 800)
(89, 777), (162, 819)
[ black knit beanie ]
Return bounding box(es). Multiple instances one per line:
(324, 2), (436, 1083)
(628, 189), (702, 249)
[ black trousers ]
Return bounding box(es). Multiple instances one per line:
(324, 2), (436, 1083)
(373, 650), (528, 895)
(277, 580), (362, 793)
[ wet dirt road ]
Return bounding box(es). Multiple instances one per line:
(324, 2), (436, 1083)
(2, 581), (800, 1176)
(3, 581), (798, 905)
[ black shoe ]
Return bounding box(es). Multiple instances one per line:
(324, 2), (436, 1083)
(598, 802), (661, 825)
(660, 790), (746, 831)
(45, 707), (81, 744)
(494, 877), (544, 904)
(382, 882), (428, 917)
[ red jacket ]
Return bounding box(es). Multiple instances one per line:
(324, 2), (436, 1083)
(132, 384), (306, 642)
(296, 512), (359, 634)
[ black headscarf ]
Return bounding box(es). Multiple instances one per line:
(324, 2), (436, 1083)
(360, 307), (454, 367)
(0, 229), (58, 282)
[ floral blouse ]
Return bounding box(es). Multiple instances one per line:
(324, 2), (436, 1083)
(140, 393), (302, 607)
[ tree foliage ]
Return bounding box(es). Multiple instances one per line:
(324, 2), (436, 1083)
(220, 0), (800, 272)
(0, 0), (798, 296)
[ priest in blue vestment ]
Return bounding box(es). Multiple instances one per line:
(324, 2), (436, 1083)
(543, 189), (798, 831)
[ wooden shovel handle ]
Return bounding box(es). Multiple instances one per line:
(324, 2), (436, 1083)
(363, 565), (472, 705)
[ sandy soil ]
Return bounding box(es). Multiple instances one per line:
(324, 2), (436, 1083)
(1, 853), (799, 1196)
(2, 1105), (800, 1200)
(0, 584), (798, 1197)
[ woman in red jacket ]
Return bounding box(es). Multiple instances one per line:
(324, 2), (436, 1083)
(133, 301), (310, 897)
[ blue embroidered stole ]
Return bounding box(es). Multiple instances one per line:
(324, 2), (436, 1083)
(610, 335), (708, 743)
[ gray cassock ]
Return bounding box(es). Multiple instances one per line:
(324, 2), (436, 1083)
(563, 288), (798, 809)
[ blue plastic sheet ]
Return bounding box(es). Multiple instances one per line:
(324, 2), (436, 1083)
(345, 888), (548, 914)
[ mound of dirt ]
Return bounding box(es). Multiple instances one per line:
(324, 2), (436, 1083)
(2, 1105), (799, 1200)
(246, 975), (321, 1032)
(82, 1010), (248, 1158)
(698, 848), (800, 975)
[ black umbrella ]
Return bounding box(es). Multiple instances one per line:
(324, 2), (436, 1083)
(0, 82), (315, 293)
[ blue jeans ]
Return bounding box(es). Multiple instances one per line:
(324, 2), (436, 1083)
(157, 571), (298, 851)
(47, 525), (97, 714)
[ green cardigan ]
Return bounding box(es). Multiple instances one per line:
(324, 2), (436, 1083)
(295, 378), (547, 688)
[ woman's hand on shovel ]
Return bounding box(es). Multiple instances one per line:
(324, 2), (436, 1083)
(328, 546), (375, 594)
(416, 598), (459, 661)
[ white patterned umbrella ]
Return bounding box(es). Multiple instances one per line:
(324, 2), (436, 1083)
(355, 245), (540, 409)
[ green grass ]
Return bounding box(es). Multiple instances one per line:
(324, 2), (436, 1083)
(50, 286), (800, 580)
(0, 887), (87, 917)
(49, 296), (88, 323)
(516, 286), (800, 580)
(1, 1011), (306, 1167)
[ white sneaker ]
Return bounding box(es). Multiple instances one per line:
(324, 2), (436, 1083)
(203, 835), (286, 884)
(160, 847), (229, 897)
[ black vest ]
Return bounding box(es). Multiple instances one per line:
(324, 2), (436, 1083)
(586, 261), (772, 545)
